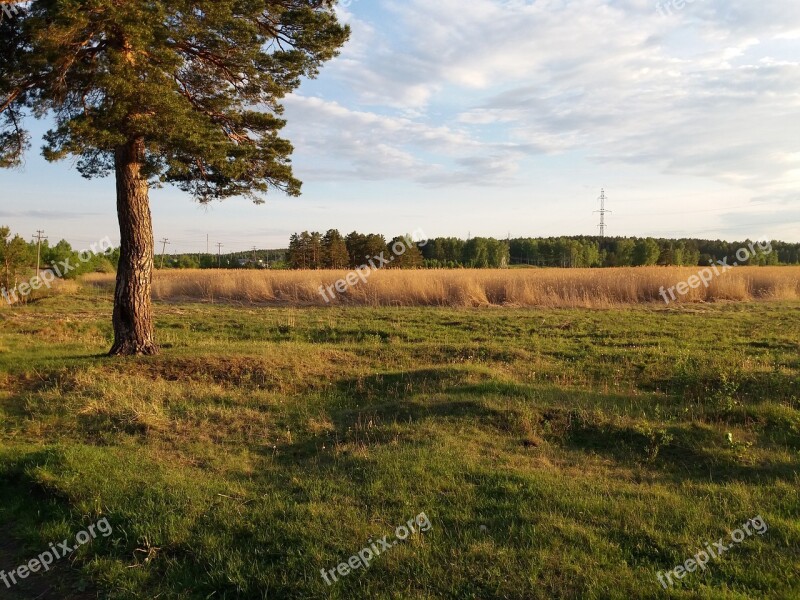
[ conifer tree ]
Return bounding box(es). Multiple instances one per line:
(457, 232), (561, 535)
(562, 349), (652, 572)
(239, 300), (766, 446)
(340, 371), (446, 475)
(322, 229), (348, 269)
(0, 0), (349, 354)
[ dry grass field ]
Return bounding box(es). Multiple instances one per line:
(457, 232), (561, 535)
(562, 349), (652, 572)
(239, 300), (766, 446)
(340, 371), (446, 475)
(80, 266), (800, 308)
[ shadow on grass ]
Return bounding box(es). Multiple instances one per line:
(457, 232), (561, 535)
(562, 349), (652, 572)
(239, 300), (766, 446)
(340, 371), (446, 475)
(558, 417), (800, 484)
(273, 366), (800, 487)
(0, 455), (98, 600)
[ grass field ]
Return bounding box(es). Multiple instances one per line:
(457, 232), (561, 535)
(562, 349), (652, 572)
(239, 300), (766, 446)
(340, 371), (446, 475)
(81, 266), (800, 307)
(1, 287), (799, 599)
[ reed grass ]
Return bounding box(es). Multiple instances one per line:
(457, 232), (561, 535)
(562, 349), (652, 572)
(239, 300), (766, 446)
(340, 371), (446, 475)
(80, 266), (800, 307)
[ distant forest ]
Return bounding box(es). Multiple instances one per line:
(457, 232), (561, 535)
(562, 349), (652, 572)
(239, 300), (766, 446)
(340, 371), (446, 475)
(156, 232), (800, 270)
(278, 232), (796, 270)
(5, 226), (800, 274)
(151, 232), (800, 270)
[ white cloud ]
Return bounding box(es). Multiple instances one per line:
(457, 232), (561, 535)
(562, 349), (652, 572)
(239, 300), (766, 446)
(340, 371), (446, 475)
(283, 0), (800, 221)
(283, 95), (525, 186)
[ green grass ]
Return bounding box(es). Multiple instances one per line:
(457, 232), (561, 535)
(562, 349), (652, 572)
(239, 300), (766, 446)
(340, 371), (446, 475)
(1, 294), (798, 599)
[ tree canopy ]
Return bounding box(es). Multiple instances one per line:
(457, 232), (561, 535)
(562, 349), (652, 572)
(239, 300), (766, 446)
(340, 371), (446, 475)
(1, 0), (349, 201)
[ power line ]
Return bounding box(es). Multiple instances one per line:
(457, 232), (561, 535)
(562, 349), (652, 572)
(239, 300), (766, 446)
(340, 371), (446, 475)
(621, 203), (756, 218)
(32, 230), (48, 278)
(158, 238), (170, 269)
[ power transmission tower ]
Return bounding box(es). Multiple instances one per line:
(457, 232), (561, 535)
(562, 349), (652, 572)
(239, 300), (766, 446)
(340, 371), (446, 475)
(216, 243), (224, 268)
(158, 238), (170, 269)
(594, 189), (612, 237)
(33, 230), (48, 278)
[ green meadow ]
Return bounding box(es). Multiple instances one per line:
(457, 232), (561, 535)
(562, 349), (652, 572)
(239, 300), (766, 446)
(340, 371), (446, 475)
(1, 294), (798, 599)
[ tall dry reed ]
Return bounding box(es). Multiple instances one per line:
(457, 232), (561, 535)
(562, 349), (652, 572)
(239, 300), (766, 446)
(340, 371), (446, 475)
(79, 267), (800, 308)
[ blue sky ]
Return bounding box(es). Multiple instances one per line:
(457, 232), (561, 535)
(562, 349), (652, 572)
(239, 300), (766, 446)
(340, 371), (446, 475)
(2, 0), (799, 253)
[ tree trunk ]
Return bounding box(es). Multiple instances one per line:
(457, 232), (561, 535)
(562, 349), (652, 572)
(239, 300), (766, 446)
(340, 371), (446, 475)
(109, 137), (159, 356)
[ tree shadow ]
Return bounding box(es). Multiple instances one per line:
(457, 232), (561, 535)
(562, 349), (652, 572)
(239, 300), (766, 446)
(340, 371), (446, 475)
(558, 417), (800, 484)
(0, 458), (99, 600)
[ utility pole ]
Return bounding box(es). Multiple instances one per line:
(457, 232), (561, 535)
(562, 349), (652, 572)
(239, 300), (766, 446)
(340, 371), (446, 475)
(216, 243), (224, 268)
(595, 188), (612, 238)
(251, 246), (258, 267)
(33, 230), (47, 278)
(158, 238), (170, 269)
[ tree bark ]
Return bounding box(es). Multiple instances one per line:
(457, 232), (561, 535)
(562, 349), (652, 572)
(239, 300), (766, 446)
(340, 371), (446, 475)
(109, 137), (159, 356)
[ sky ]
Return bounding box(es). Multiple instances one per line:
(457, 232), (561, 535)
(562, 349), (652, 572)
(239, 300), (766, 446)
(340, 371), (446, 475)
(1, 0), (799, 253)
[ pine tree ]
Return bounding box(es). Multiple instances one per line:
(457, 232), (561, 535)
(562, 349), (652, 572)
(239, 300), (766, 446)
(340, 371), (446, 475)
(364, 234), (388, 261)
(288, 233), (303, 269)
(345, 232), (367, 268)
(309, 231), (323, 269)
(322, 229), (348, 269)
(0, 1), (348, 354)
(388, 236), (424, 269)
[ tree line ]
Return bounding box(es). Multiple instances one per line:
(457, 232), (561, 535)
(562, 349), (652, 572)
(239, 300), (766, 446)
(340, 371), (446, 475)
(282, 232), (798, 270)
(507, 236), (795, 268)
(0, 226), (117, 299)
(287, 231), (425, 270)
(165, 233), (800, 270)
(7, 225), (796, 282)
